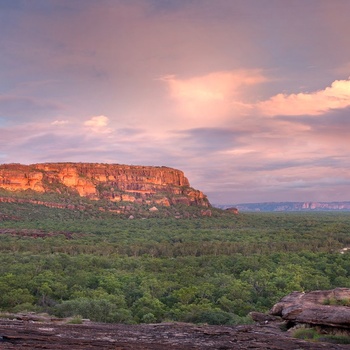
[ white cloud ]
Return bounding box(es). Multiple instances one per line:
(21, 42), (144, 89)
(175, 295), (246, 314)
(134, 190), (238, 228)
(51, 120), (69, 126)
(258, 77), (350, 116)
(84, 115), (112, 133)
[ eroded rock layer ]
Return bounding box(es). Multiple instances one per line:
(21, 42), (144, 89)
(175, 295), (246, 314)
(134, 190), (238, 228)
(270, 288), (350, 331)
(1, 316), (347, 350)
(0, 163), (209, 207)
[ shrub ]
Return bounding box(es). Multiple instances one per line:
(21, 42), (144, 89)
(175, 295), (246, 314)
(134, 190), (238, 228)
(54, 298), (133, 323)
(67, 315), (83, 324)
(11, 302), (38, 313)
(142, 313), (157, 323)
(292, 327), (319, 340)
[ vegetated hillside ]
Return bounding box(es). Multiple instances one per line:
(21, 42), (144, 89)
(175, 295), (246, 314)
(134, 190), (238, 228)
(217, 201), (350, 212)
(0, 162), (209, 208)
(1, 200), (350, 326)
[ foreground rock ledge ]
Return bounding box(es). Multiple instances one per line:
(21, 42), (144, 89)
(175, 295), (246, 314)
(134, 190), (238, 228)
(0, 317), (348, 350)
(270, 287), (350, 331)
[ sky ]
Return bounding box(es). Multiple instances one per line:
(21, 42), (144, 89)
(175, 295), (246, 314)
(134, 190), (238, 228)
(1, 0), (350, 205)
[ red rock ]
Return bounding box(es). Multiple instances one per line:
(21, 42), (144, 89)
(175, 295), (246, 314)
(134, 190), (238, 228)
(201, 209), (212, 217)
(225, 207), (239, 214)
(0, 163), (210, 207)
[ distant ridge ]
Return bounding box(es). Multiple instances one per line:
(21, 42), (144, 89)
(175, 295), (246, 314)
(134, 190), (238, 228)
(215, 201), (350, 212)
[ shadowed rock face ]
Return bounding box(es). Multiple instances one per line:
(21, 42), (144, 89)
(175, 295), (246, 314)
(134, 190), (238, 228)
(0, 163), (210, 207)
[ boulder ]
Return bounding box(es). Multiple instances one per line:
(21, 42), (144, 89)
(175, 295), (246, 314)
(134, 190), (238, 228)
(270, 288), (350, 330)
(201, 209), (212, 217)
(225, 207), (239, 214)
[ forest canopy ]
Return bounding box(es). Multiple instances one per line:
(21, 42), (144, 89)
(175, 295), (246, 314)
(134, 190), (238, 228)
(1, 201), (350, 325)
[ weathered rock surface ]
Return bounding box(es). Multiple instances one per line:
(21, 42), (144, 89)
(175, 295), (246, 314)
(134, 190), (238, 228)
(270, 288), (350, 330)
(0, 163), (209, 207)
(0, 316), (348, 350)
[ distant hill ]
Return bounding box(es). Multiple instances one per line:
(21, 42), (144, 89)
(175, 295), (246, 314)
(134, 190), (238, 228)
(215, 201), (350, 212)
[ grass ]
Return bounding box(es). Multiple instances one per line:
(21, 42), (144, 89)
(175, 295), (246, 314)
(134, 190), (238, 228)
(318, 335), (350, 344)
(292, 326), (350, 344)
(323, 297), (350, 306)
(292, 327), (318, 340)
(67, 315), (83, 324)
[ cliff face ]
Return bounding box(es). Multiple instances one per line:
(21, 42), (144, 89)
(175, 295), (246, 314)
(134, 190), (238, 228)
(0, 163), (210, 207)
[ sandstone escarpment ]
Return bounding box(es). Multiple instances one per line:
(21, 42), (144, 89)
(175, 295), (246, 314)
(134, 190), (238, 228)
(0, 163), (209, 207)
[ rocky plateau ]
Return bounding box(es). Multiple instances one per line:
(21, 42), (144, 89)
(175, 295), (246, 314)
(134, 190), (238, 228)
(0, 163), (209, 207)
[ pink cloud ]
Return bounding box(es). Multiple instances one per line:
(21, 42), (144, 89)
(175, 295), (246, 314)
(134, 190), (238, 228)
(160, 70), (267, 127)
(258, 77), (350, 116)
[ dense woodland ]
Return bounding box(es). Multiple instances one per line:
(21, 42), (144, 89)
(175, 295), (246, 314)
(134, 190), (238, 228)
(1, 197), (350, 325)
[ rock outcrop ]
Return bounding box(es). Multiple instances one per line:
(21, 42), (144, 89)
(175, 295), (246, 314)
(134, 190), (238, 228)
(270, 288), (350, 332)
(0, 163), (209, 207)
(1, 315), (348, 350)
(225, 207), (239, 214)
